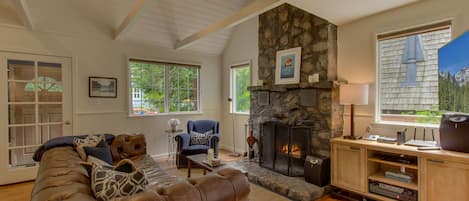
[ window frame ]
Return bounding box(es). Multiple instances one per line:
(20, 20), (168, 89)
(127, 57), (201, 117)
(375, 20), (452, 126)
(230, 60), (251, 115)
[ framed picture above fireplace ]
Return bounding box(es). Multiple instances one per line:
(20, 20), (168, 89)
(275, 47), (301, 85)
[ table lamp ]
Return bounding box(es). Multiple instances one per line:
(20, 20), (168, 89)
(340, 84), (369, 140)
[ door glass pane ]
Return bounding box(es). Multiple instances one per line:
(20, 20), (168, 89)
(8, 82), (36, 102)
(40, 124), (62, 143)
(8, 126), (37, 147)
(8, 104), (35, 124)
(9, 148), (37, 168)
(39, 104), (62, 123)
(4, 55), (68, 174)
(38, 62), (62, 81)
(7, 60), (35, 80)
(38, 82), (63, 102)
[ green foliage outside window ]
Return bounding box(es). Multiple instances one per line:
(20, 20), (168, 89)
(439, 73), (469, 113)
(130, 61), (199, 115)
(168, 66), (198, 112)
(233, 67), (250, 113)
(400, 106), (444, 124)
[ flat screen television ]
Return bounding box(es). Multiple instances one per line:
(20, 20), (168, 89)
(438, 31), (469, 113)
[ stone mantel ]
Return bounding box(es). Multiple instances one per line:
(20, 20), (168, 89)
(248, 81), (335, 92)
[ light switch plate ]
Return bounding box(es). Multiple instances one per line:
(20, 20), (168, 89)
(308, 73), (319, 83)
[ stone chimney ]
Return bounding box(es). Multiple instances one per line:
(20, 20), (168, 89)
(249, 3), (343, 157)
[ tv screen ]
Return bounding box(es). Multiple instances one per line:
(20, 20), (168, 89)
(438, 31), (469, 113)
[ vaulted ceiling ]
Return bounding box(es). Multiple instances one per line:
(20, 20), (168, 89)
(120, 0), (253, 55)
(0, 0), (419, 56)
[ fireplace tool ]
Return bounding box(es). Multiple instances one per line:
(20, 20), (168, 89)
(246, 127), (257, 160)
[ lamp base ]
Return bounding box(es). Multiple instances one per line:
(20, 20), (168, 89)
(343, 135), (362, 140)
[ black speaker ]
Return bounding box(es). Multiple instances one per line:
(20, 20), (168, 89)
(440, 113), (469, 153)
(304, 155), (330, 187)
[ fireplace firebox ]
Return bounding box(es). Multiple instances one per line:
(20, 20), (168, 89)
(259, 122), (312, 176)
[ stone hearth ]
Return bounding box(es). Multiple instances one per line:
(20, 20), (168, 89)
(228, 160), (328, 201)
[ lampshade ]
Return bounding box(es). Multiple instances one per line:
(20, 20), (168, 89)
(340, 84), (369, 105)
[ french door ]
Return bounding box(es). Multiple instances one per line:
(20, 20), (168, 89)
(0, 52), (72, 185)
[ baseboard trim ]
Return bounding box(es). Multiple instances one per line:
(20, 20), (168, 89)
(151, 153), (174, 160)
(220, 144), (246, 155)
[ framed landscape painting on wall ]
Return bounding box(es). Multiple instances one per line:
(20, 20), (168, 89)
(89, 77), (117, 98)
(275, 47), (301, 85)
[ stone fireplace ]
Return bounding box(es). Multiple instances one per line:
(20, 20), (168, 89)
(248, 3), (343, 163)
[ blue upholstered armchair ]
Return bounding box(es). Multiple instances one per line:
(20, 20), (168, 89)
(174, 120), (220, 168)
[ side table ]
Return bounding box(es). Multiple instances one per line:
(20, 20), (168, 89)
(165, 129), (184, 164)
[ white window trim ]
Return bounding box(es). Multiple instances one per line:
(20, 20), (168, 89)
(127, 57), (202, 117)
(374, 20), (452, 126)
(230, 60), (251, 115)
(374, 120), (440, 129)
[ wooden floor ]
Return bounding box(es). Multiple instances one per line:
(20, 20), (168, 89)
(0, 181), (34, 201)
(0, 150), (344, 201)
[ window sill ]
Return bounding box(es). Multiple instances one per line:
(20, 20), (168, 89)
(128, 111), (203, 118)
(374, 121), (440, 129)
(230, 112), (250, 116)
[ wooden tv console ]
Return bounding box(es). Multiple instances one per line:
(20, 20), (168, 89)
(331, 137), (469, 201)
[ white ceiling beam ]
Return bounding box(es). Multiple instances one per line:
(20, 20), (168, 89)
(175, 0), (284, 50)
(114, 0), (155, 40)
(11, 0), (34, 30)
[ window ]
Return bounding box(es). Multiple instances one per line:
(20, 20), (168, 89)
(129, 59), (199, 115)
(377, 21), (451, 124)
(230, 63), (250, 113)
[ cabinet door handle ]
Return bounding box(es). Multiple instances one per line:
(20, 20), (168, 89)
(428, 159), (445, 164)
(349, 147), (360, 151)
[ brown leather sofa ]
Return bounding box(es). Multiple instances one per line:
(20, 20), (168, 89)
(31, 134), (250, 201)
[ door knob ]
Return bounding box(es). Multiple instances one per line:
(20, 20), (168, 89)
(64, 121), (71, 125)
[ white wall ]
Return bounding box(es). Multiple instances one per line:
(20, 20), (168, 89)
(338, 0), (469, 138)
(0, 26), (222, 157)
(221, 17), (259, 154)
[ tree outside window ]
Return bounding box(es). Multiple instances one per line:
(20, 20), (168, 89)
(129, 59), (199, 115)
(231, 65), (250, 113)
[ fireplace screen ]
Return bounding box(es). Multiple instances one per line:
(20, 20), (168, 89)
(260, 122), (311, 176)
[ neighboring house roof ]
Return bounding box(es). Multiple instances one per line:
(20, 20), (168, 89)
(379, 29), (451, 112)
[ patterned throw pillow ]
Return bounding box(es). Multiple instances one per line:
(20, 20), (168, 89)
(80, 155), (113, 177)
(190, 130), (213, 146)
(74, 134), (104, 160)
(88, 155), (112, 168)
(91, 160), (148, 201)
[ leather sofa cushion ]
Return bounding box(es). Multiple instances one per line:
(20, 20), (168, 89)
(157, 181), (203, 201)
(32, 147), (96, 201)
(190, 174), (236, 201)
